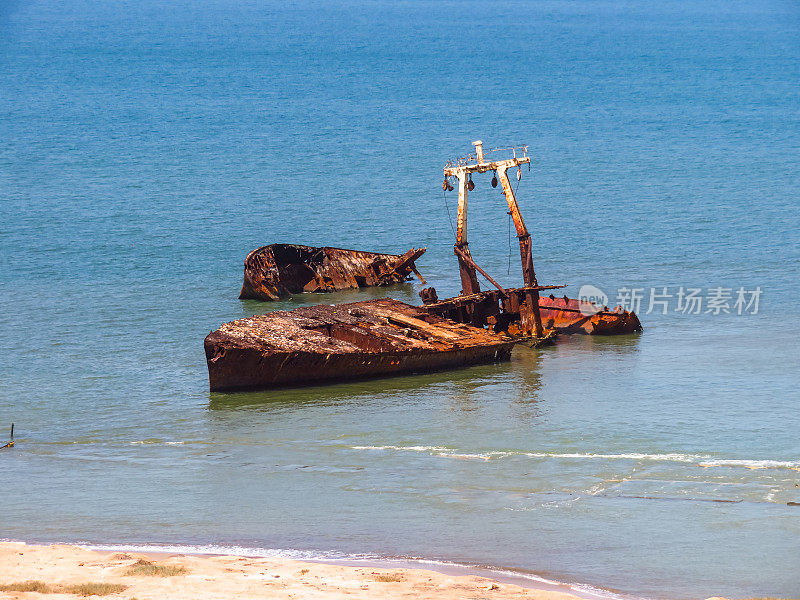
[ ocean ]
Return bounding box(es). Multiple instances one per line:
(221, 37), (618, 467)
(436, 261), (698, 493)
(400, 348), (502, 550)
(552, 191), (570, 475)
(1, 0), (799, 598)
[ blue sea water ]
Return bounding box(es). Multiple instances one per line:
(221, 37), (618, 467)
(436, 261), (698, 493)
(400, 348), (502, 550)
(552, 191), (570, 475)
(1, 0), (799, 598)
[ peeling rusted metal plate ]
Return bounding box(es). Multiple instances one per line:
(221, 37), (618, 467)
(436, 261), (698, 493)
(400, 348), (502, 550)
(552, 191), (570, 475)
(205, 298), (515, 391)
(239, 244), (426, 301)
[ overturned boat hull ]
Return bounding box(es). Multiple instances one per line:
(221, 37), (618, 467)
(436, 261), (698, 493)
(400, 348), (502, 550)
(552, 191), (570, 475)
(239, 244), (426, 301)
(205, 298), (515, 391)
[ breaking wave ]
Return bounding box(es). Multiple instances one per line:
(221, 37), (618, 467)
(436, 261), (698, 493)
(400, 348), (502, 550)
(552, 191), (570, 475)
(349, 445), (800, 470)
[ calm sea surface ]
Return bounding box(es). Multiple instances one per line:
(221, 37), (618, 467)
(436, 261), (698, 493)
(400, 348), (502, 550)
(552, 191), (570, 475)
(1, 1), (799, 598)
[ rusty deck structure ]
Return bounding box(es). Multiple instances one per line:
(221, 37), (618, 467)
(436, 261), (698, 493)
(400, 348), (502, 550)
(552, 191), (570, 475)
(421, 289), (641, 336)
(205, 298), (515, 391)
(239, 244), (426, 301)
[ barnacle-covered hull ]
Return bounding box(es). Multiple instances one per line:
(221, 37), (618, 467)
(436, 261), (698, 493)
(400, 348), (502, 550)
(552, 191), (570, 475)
(239, 244), (426, 301)
(205, 298), (514, 391)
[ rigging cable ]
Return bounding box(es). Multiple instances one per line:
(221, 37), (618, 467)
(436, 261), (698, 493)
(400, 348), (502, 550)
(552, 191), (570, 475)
(442, 186), (456, 238)
(508, 211), (512, 274)
(507, 175), (522, 274)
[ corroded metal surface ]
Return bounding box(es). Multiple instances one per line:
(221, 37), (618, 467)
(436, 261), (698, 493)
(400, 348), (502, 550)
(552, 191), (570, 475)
(539, 294), (642, 335)
(421, 287), (641, 336)
(421, 286), (561, 335)
(205, 298), (515, 391)
(239, 244), (426, 301)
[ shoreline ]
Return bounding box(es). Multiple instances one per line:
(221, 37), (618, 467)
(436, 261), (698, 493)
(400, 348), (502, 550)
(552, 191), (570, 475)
(0, 540), (631, 600)
(311, 559), (626, 600)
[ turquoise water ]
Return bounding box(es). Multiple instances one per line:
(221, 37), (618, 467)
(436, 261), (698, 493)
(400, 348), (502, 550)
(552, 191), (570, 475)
(1, 1), (799, 598)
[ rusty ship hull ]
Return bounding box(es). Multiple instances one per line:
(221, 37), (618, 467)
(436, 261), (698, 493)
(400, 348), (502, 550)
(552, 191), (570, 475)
(239, 244), (425, 301)
(538, 294), (642, 335)
(205, 298), (515, 391)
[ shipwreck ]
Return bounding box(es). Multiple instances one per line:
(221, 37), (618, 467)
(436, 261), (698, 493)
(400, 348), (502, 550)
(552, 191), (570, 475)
(205, 298), (515, 391)
(239, 244), (426, 300)
(206, 141), (641, 391)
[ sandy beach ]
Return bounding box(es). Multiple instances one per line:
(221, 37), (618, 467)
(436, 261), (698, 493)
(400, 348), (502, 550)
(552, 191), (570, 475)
(0, 542), (594, 600)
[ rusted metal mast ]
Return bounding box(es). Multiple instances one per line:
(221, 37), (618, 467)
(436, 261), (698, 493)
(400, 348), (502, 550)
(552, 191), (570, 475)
(453, 167), (481, 296)
(444, 141), (544, 337)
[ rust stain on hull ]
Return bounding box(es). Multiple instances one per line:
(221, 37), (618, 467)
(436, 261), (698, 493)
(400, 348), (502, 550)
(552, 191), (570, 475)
(205, 298), (514, 391)
(239, 244), (426, 301)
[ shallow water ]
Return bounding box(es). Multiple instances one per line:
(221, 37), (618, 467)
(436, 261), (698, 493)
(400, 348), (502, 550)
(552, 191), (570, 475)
(1, 1), (799, 598)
